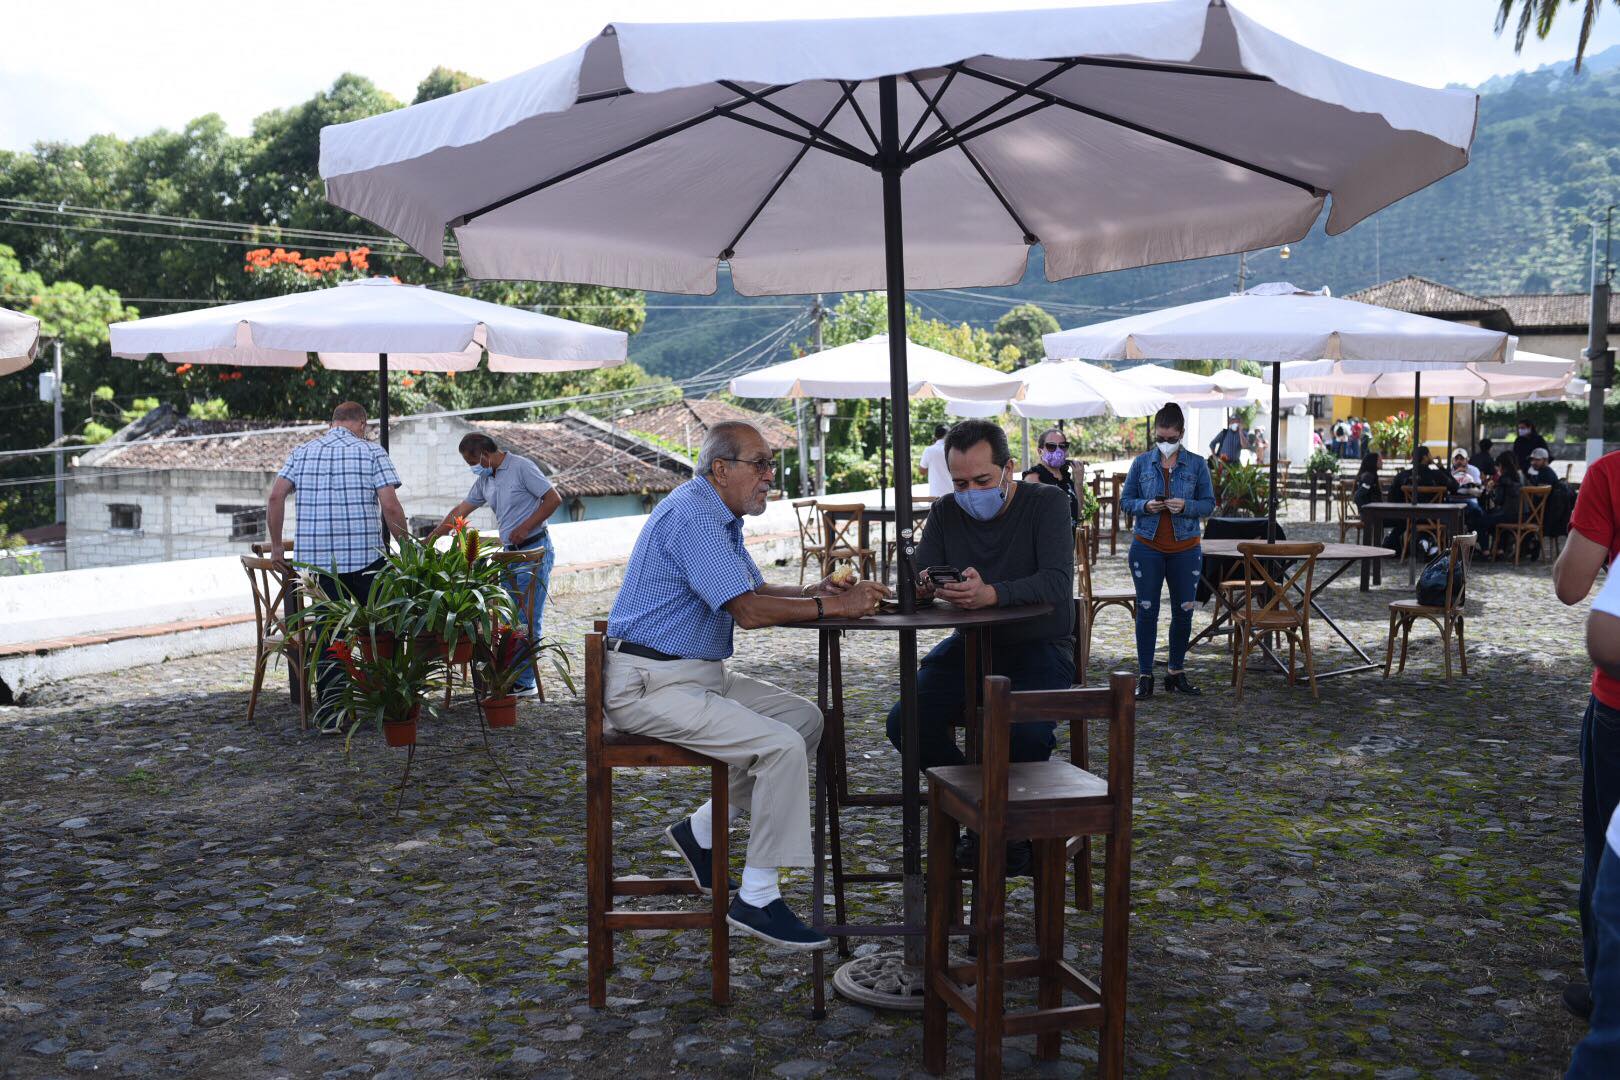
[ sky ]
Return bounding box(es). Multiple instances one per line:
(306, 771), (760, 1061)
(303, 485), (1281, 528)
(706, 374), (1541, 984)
(3, 0), (1619, 152)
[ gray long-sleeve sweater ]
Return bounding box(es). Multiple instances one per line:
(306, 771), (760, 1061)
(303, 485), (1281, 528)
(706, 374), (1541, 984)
(912, 481), (1075, 646)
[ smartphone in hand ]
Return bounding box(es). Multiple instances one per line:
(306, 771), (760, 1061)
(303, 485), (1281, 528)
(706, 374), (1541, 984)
(923, 565), (965, 586)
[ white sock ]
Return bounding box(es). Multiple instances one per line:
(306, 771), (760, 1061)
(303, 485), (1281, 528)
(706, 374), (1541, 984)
(687, 801), (742, 849)
(739, 865), (780, 907)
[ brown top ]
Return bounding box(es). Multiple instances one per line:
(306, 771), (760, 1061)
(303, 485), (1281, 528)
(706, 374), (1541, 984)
(785, 602), (1054, 632)
(1141, 462), (1199, 554)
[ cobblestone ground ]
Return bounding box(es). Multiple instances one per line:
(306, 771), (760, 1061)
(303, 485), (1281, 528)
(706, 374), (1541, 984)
(0, 513), (1597, 1078)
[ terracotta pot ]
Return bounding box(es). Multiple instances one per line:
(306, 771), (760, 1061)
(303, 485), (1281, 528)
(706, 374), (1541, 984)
(481, 696), (517, 728)
(382, 704), (421, 747)
(420, 636), (474, 664)
(358, 632), (396, 662)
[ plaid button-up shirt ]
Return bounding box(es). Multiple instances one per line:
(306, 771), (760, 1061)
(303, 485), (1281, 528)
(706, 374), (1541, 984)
(607, 477), (764, 661)
(277, 427), (402, 574)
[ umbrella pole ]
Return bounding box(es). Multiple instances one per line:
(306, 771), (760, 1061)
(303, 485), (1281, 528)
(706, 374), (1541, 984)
(878, 73), (923, 971)
(1267, 363), (1280, 541)
(1410, 371), (1421, 504)
(378, 352), (390, 451)
(880, 396), (889, 581)
(1446, 395), (1454, 463)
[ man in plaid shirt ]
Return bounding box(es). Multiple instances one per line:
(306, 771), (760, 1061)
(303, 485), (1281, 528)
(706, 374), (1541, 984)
(267, 401), (406, 722)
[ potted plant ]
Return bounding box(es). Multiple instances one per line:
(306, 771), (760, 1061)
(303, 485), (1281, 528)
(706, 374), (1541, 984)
(1371, 412), (1414, 459)
(1305, 448), (1339, 481)
(325, 639), (440, 749)
(474, 625), (540, 727)
(373, 526), (515, 666)
(282, 572), (410, 698)
(1212, 462), (1271, 517)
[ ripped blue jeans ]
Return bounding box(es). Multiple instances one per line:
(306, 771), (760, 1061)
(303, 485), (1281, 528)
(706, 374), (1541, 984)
(1128, 539), (1203, 676)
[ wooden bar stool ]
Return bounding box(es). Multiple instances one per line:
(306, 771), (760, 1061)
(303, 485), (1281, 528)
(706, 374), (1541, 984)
(924, 672), (1136, 1080)
(240, 555), (310, 731)
(584, 624), (730, 1008)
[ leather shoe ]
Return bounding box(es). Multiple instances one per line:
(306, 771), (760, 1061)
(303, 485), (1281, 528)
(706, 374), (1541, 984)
(1163, 672), (1202, 696)
(1134, 675), (1154, 700)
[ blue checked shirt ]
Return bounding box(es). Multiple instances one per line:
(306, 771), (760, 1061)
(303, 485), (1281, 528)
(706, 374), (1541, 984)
(607, 477), (765, 661)
(277, 428), (402, 574)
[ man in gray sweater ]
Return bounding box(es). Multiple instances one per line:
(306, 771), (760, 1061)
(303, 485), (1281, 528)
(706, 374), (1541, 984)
(883, 419), (1075, 871)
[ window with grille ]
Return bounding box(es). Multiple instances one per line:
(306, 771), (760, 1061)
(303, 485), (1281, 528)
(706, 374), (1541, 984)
(409, 516), (439, 539)
(217, 504), (267, 542)
(109, 504), (142, 532)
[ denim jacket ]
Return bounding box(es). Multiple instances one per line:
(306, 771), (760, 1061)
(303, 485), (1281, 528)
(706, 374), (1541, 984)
(1120, 448), (1216, 543)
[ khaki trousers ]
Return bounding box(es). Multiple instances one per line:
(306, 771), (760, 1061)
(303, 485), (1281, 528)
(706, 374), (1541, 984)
(603, 652), (822, 869)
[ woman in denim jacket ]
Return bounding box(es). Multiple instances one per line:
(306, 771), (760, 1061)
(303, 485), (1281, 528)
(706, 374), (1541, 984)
(1119, 403), (1216, 701)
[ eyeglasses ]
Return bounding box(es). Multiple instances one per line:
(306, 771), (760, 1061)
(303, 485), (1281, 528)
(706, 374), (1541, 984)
(1041, 441), (1069, 451)
(719, 456), (777, 475)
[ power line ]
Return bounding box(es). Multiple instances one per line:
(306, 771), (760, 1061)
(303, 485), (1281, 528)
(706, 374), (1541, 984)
(0, 198), (432, 253)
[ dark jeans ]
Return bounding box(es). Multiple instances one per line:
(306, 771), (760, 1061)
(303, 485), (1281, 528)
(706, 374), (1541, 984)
(310, 559), (384, 719)
(1572, 828), (1620, 1078)
(885, 633), (1074, 772)
(1128, 539), (1202, 676)
(1583, 695), (1620, 982)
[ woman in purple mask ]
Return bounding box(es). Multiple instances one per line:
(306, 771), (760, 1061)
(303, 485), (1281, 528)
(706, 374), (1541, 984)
(1022, 426), (1081, 525)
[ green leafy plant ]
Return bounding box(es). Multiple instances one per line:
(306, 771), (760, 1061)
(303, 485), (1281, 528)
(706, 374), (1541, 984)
(1079, 483), (1101, 524)
(1371, 412), (1415, 458)
(1306, 449), (1341, 479)
(1212, 462), (1272, 518)
(371, 526), (515, 654)
(325, 638), (441, 748)
(474, 626), (576, 701)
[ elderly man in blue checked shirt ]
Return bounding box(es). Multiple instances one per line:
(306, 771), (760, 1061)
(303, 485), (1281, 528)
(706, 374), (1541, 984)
(268, 401), (406, 724)
(605, 420), (889, 951)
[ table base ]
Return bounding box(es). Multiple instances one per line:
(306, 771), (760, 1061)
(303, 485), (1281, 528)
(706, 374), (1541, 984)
(831, 951), (926, 1011)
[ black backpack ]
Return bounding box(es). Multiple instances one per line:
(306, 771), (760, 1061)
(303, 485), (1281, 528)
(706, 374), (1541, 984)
(1416, 552), (1465, 607)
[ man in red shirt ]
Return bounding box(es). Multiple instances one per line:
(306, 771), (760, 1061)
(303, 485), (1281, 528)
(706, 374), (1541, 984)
(1556, 449), (1620, 1019)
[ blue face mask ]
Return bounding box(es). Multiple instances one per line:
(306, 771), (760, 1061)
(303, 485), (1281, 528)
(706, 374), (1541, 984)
(957, 471), (1009, 522)
(468, 464), (492, 478)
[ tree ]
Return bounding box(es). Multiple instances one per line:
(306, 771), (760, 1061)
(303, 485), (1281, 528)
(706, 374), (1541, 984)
(1496, 0), (1613, 71)
(414, 67), (486, 104)
(988, 303), (1060, 366)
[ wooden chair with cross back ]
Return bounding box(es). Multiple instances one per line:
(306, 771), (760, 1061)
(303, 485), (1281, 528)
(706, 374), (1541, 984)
(1074, 524), (1133, 685)
(241, 555), (310, 731)
(1385, 532), (1476, 681)
(1230, 541), (1324, 702)
(816, 503), (877, 580)
(1496, 485), (1552, 565)
(790, 497), (828, 587)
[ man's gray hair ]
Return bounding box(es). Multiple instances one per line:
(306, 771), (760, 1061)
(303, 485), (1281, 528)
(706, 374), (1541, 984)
(696, 420), (764, 476)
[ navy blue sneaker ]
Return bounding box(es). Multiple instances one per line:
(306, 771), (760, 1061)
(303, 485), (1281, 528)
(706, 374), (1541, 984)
(727, 896), (831, 952)
(664, 818), (738, 895)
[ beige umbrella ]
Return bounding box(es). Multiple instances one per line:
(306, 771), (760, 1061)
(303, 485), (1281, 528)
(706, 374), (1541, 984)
(0, 306), (41, 375)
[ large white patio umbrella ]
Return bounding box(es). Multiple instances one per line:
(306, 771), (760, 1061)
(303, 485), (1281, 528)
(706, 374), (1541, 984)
(316, 1), (1480, 995)
(0, 306), (40, 376)
(1044, 282), (1514, 535)
(109, 277), (628, 447)
(730, 332), (1021, 504)
(1282, 350), (1574, 460)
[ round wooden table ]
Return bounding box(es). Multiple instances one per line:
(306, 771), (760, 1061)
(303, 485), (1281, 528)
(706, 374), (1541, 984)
(785, 602), (1053, 1014)
(1197, 539), (1395, 679)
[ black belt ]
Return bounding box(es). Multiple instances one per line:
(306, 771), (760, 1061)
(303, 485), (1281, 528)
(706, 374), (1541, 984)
(606, 638), (686, 663)
(509, 528), (548, 550)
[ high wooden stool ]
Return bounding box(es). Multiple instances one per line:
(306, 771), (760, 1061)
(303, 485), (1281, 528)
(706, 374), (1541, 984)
(584, 624), (730, 1007)
(924, 673), (1136, 1080)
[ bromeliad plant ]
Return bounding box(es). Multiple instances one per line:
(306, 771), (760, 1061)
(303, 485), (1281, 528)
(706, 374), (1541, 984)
(1212, 462), (1272, 517)
(325, 639), (442, 748)
(373, 523), (515, 659)
(1306, 448), (1341, 480)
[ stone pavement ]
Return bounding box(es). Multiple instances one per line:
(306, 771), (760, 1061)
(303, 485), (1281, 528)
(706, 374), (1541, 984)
(0, 515), (1597, 1078)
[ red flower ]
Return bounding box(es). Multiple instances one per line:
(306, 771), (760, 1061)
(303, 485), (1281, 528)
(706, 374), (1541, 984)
(327, 641), (366, 689)
(305, 378), (317, 387)
(452, 515), (469, 532)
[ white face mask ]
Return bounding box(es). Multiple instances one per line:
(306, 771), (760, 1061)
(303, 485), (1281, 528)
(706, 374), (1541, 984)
(1230, 423), (1241, 432)
(1156, 440), (1181, 458)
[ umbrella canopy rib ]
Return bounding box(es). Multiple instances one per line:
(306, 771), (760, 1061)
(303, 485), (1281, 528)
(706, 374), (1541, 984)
(904, 75), (1038, 244)
(837, 80), (882, 150)
(716, 80), (874, 160)
(719, 94), (855, 260)
(945, 63), (1323, 196)
(900, 68), (957, 151)
(909, 59), (1082, 158)
(451, 83), (804, 227)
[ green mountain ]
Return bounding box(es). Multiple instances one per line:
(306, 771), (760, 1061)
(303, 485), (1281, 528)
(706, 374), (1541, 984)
(635, 57), (1620, 382)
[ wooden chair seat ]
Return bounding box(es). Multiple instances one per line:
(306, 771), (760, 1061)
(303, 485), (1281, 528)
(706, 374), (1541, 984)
(1091, 588), (1135, 605)
(1233, 609), (1304, 630)
(930, 760), (1109, 820)
(1229, 542), (1323, 702)
(1386, 599), (1447, 615)
(1385, 533), (1474, 681)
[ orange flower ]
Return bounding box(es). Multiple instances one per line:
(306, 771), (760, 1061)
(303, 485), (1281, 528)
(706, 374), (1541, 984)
(305, 377), (317, 387)
(452, 515), (469, 532)
(175, 363), (193, 374)
(401, 377), (415, 388)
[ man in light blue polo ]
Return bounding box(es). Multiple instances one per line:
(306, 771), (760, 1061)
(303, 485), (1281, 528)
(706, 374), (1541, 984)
(430, 432), (562, 696)
(605, 420), (887, 951)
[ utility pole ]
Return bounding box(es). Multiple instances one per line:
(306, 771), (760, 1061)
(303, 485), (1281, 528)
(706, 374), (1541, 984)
(52, 339), (64, 524)
(1236, 251), (1247, 294)
(1585, 207), (1615, 464)
(793, 398), (810, 496)
(812, 294), (827, 496)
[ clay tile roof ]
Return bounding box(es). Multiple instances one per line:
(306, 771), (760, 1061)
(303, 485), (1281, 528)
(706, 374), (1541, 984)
(1483, 292), (1620, 331)
(624, 398), (797, 454)
(88, 417), (324, 471)
(474, 420), (686, 497)
(1345, 275), (1503, 317)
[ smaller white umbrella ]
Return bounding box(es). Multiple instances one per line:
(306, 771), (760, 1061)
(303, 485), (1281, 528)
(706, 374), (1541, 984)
(729, 334), (1021, 401)
(1279, 352), (1573, 398)
(1114, 363), (1224, 395)
(1207, 369), (1310, 410)
(1001, 359), (1169, 420)
(0, 306), (41, 376)
(111, 277), (627, 446)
